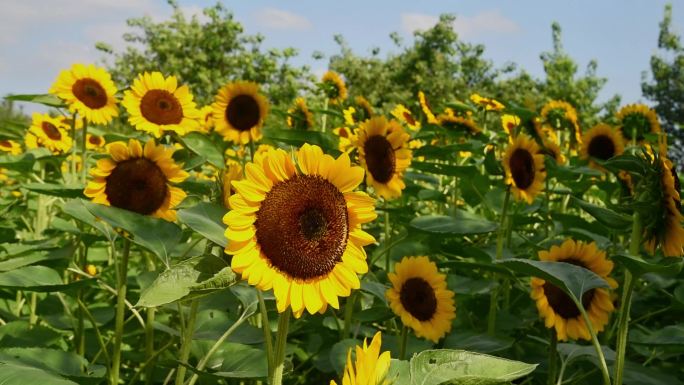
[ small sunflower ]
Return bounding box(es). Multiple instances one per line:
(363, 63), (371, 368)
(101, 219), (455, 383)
(84, 139), (188, 221)
(85, 134), (106, 151)
(198, 105), (214, 133)
(437, 114), (481, 134)
(580, 124), (624, 170)
(49, 63), (119, 125)
(356, 117), (412, 199)
(391, 104), (421, 131)
(617, 104), (660, 143)
(0, 139), (22, 155)
(213, 81), (269, 145)
(470, 93), (504, 111)
(330, 332), (391, 385)
(224, 144), (377, 317)
(122, 72), (201, 138)
(540, 139), (567, 165)
(531, 239), (617, 341)
(501, 114), (520, 137)
(334, 126), (357, 153)
(221, 163), (242, 209)
(418, 91), (438, 124)
(27, 113), (72, 153)
(644, 158), (684, 257)
(321, 71), (348, 104)
(61, 154), (83, 174)
(386, 256), (456, 343)
(344, 96), (374, 126)
(287, 97), (314, 130)
(59, 115), (84, 130)
(503, 134), (546, 204)
(540, 100), (581, 144)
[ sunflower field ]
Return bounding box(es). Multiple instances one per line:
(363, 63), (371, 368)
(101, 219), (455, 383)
(1, 4), (684, 385)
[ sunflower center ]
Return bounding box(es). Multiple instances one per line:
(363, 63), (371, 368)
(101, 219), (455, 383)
(364, 135), (396, 184)
(226, 94), (260, 132)
(542, 258), (596, 319)
(588, 135), (615, 161)
(255, 175), (349, 281)
(140, 90), (183, 125)
(88, 136), (102, 146)
(0, 140), (10, 148)
(104, 158), (168, 215)
(41, 122), (62, 140)
(403, 111), (416, 126)
(399, 277), (438, 321)
(510, 148), (535, 189)
(72, 78), (108, 109)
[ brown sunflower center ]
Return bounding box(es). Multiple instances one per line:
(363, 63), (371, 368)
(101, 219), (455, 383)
(399, 277), (438, 321)
(588, 135), (615, 161)
(0, 140), (11, 148)
(510, 148), (535, 189)
(140, 90), (183, 125)
(226, 94), (260, 132)
(88, 136), (102, 146)
(104, 158), (168, 215)
(254, 174), (349, 280)
(338, 127), (350, 138)
(364, 135), (395, 184)
(542, 258), (596, 319)
(41, 122), (62, 140)
(72, 78), (108, 109)
(403, 111), (416, 126)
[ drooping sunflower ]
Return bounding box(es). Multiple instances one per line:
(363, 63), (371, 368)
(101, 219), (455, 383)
(85, 134), (106, 151)
(580, 124), (624, 170)
(321, 71), (348, 104)
(287, 97), (314, 130)
(531, 239), (617, 341)
(391, 104), (421, 131)
(644, 158), (684, 257)
(122, 72), (201, 138)
(418, 91), (438, 124)
(0, 139), (22, 155)
(344, 96), (374, 126)
(470, 93), (505, 111)
(356, 117), (412, 199)
(540, 100), (580, 137)
(334, 126), (357, 153)
(617, 103), (660, 143)
(221, 163), (242, 209)
(437, 114), (481, 134)
(501, 114), (520, 137)
(224, 144), (377, 317)
(540, 139), (567, 165)
(502, 134), (546, 204)
(84, 139), (188, 221)
(386, 256), (456, 343)
(212, 81), (269, 145)
(27, 113), (72, 153)
(49, 63), (119, 125)
(330, 332), (391, 385)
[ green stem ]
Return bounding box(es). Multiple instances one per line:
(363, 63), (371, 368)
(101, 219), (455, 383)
(547, 329), (558, 385)
(614, 213), (641, 385)
(81, 119), (88, 184)
(29, 292), (38, 327)
(342, 291), (357, 339)
(77, 297), (111, 367)
(70, 113), (77, 183)
(249, 140), (257, 162)
(271, 310), (291, 385)
(144, 254), (156, 385)
(384, 203), (391, 272)
(321, 99), (329, 133)
(398, 325), (408, 360)
(175, 299), (199, 385)
(577, 302), (611, 385)
(111, 238), (131, 385)
(487, 186), (511, 335)
(258, 291), (275, 375)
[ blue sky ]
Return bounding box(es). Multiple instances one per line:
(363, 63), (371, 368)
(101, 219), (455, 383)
(1, 0), (681, 113)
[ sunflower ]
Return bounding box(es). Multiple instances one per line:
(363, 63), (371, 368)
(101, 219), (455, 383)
(617, 104), (660, 143)
(287, 97), (314, 130)
(540, 139), (566, 165)
(391, 104), (421, 131)
(644, 158), (684, 257)
(501, 114), (520, 137)
(540, 100), (581, 144)
(212, 81), (269, 145)
(418, 91), (438, 124)
(356, 117), (412, 199)
(122, 72), (200, 138)
(321, 71), (348, 104)
(198, 105), (214, 133)
(85, 134), (106, 151)
(330, 332), (391, 385)
(503, 134), (546, 204)
(334, 126), (357, 153)
(386, 256), (456, 343)
(59, 115), (84, 130)
(437, 114), (481, 134)
(355, 96), (374, 119)
(580, 124), (624, 170)
(27, 113), (72, 153)
(531, 239), (617, 341)
(221, 163), (242, 209)
(84, 139), (188, 221)
(61, 155), (83, 174)
(470, 93), (504, 111)
(49, 63), (119, 125)
(224, 144), (377, 317)
(0, 139), (22, 155)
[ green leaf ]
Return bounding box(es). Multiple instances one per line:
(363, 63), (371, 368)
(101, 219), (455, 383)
(23, 183), (85, 199)
(61, 199), (117, 242)
(612, 254), (684, 277)
(0, 321), (63, 348)
(408, 349), (537, 385)
(387, 359), (411, 385)
(0, 246), (72, 272)
(84, 201), (182, 260)
(262, 128), (338, 150)
(0, 361), (78, 385)
(0, 266), (92, 292)
(180, 343), (267, 379)
(570, 197), (632, 230)
(557, 343), (616, 364)
(497, 259), (609, 301)
(0, 153), (36, 173)
(181, 132), (225, 169)
(177, 202), (228, 247)
(630, 324), (684, 346)
(0, 348), (104, 382)
(410, 214), (498, 235)
(443, 331), (514, 354)
(5, 94), (65, 108)
(411, 161), (477, 177)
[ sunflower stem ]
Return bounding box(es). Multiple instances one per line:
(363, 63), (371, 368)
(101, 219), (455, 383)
(384, 202), (392, 272)
(271, 309), (291, 385)
(321, 99), (329, 133)
(614, 212), (641, 385)
(398, 325), (409, 360)
(487, 186), (511, 335)
(577, 300), (611, 385)
(144, 255), (156, 385)
(175, 299), (199, 385)
(258, 290), (275, 376)
(342, 291), (357, 339)
(111, 237), (131, 385)
(249, 140), (256, 162)
(81, 119), (88, 184)
(547, 329), (558, 385)
(70, 112), (78, 183)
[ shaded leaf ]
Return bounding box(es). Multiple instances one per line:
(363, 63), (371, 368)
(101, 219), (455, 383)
(410, 214), (497, 235)
(178, 202), (228, 247)
(22, 183), (85, 199)
(5, 94), (65, 108)
(181, 132), (225, 169)
(0, 266), (92, 292)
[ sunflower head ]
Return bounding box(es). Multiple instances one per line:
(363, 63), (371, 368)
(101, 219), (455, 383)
(320, 71), (348, 104)
(391, 104), (421, 131)
(333, 126), (357, 153)
(437, 114), (481, 135)
(501, 114), (521, 137)
(224, 144), (377, 317)
(287, 97), (314, 130)
(356, 117), (412, 199)
(418, 91), (438, 124)
(580, 124), (625, 170)
(386, 256), (456, 343)
(470, 93), (504, 111)
(199, 105), (214, 133)
(0, 139), (22, 155)
(85, 134), (106, 151)
(49, 63), (119, 125)
(213, 81), (269, 144)
(502, 134), (546, 204)
(531, 239), (617, 341)
(539, 138), (567, 165)
(84, 139), (188, 221)
(641, 157), (684, 257)
(617, 104), (660, 143)
(27, 113), (72, 154)
(330, 332), (391, 385)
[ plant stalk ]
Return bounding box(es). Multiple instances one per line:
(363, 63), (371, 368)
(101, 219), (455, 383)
(258, 290), (275, 374)
(398, 325), (409, 360)
(111, 238), (131, 385)
(487, 186), (511, 335)
(547, 329), (558, 385)
(175, 299), (199, 385)
(270, 309), (291, 385)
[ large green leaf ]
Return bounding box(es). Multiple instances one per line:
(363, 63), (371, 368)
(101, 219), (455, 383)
(0, 321), (63, 348)
(61, 199), (117, 242)
(4, 94), (65, 108)
(0, 362), (78, 385)
(181, 343), (267, 379)
(410, 214), (498, 235)
(84, 201), (182, 260)
(630, 324), (684, 346)
(0, 246), (73, 271)
(570, 197), (632, 230)
(0, 153), (36, 173)
(0, 348), (104, 383)
(177, 202), (228, 247)
(0, 266), (92, 292)
(22, 183), (85, 199)
(612, 254), (683, 278)
(181, 132), (225, 169)
(263, 128), (337, 150)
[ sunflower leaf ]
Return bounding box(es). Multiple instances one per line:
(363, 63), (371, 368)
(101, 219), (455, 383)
(410, 214), (498, 235)
(0, 266), (93, 292)
(22, 183), (85, 199)
(177, 202), (228, 247)
(4, 94), (66, 108)
(570, 196), (632, 230)
(612, 253), (684, 278)
(180, 132), (225, 169)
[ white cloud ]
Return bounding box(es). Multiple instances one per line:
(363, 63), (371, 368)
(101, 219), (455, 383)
(401, 13), (439, 34)
(400, 10), (520, 38)
(253, 7), (312, 31)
